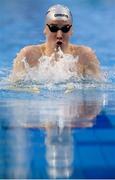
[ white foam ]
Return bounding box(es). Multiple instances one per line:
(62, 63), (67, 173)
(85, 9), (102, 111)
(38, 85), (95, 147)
(1, 49), (115, 92)
(23, 48), (79, 84)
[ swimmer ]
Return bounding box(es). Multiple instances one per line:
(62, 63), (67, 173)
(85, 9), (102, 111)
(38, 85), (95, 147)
(11, 4), (101, 82)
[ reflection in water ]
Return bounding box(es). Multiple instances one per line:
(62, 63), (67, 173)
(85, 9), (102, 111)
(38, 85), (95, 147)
(46, 126), (73, 179)
(0, 90), (107, 178)
(12, 90), (105, 129)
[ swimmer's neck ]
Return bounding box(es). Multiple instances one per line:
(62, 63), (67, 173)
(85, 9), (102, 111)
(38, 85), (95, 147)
(44, 42), (70, 56)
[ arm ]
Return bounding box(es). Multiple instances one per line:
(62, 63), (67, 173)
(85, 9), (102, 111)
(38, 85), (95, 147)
(10, 48), (28, 82)
(13, 48), (28, 72)
(10, 46), (41, 82)
(77, 46), (101, 80)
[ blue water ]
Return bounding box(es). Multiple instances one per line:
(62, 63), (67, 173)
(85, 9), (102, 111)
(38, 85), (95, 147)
(0, 0), (115, 179)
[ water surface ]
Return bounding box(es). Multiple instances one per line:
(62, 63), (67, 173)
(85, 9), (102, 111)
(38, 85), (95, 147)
(0, 0), (115, 179)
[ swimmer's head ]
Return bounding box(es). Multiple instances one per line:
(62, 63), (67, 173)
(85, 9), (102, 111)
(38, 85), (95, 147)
(45, 4), (73, 24)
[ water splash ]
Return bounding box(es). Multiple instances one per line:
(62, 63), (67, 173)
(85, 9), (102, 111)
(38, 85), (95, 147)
(22, 47), (79, 84)
(0, 51), (115, 92)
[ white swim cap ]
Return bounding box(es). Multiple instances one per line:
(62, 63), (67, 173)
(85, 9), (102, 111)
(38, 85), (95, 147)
(46, 4), (73, 24)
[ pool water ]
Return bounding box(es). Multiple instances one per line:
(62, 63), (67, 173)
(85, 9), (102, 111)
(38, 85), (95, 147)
(0, 0), (115, 179)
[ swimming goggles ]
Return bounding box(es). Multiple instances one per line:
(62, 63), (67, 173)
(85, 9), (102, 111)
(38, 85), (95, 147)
(47, 24), (72, 33)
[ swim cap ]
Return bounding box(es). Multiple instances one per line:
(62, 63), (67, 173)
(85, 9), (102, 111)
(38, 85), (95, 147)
(46, 4), (73, 24)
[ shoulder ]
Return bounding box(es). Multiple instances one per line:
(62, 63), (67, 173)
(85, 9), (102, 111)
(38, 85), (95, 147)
(17, 44), (43, 58)
(16, 44), (45, 66)
(13, 44), (45, 68)
(71, 44), (99, 63)
(70, 44), (95, 56)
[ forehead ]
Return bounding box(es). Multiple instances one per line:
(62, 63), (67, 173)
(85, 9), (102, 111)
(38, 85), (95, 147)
(46, 19), (71, 25)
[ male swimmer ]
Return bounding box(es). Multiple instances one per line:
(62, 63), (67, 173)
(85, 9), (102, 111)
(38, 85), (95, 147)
(11, 4), (101, 82)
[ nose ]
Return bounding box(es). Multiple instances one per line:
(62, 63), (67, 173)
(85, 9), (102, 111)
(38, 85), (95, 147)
(56, 30), (63, 40)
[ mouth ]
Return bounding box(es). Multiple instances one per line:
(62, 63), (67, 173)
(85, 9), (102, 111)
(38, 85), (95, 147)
(56, 41), (63, 46)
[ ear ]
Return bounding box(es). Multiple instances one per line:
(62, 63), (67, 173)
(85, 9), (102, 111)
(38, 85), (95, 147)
(43, 28), (46, 35)
(70, 29), (73, 36)
(44, 25), (48, 35)
(68, 31), (73, 37)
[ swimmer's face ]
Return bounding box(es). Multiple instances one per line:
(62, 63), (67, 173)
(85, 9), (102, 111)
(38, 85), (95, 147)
(44, 20), (72, 50)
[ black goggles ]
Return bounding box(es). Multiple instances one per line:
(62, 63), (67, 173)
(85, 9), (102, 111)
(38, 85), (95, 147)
(47, 24), (72, 33)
